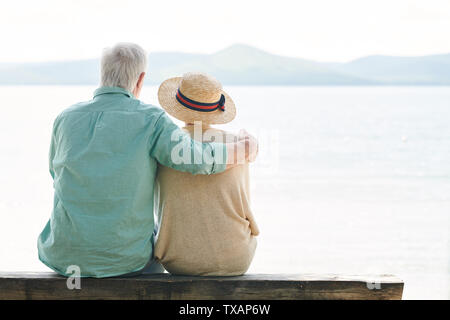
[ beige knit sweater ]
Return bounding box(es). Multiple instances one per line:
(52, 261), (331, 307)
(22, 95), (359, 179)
(154, 126), (259, 276)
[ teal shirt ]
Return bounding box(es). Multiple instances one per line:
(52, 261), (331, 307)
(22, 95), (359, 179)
(37, 87), (227, 278)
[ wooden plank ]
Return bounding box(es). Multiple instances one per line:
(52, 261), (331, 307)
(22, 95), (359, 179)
(0, 272), (403, 300)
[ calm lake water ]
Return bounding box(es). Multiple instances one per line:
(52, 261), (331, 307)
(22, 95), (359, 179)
(0, 86), (449, 299)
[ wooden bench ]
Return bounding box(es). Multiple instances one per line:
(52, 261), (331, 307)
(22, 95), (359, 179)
(0, 272), (403, 300)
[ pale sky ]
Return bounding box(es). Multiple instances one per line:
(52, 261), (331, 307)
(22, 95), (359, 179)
(1, 0), (450, 63)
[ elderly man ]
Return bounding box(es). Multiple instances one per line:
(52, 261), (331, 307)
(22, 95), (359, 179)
(37, 43), (257, 278)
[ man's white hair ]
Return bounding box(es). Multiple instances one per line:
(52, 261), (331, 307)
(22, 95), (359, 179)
(101, 42), (148, 93)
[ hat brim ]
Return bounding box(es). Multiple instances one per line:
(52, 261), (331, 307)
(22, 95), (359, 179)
(158, 77), (236, 125)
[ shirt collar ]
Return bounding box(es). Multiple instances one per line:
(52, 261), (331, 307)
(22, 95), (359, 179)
(93, 86), (134, 99)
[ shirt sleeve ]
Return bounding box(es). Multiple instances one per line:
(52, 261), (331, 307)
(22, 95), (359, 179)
(49, 118), (58, 179)
(149, 112), (228, 175)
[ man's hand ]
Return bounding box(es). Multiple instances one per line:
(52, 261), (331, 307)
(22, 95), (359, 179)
(225, 129), (258, 170)
(238, 129), (258, 163)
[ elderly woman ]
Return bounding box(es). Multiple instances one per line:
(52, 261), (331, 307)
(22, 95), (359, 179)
(154, 72), (259, 276)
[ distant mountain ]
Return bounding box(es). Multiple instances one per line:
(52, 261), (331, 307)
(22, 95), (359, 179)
(0, 59), (100, 85)
(0, 44), (449, 85)
(149, 44), (375, 85)
(331, 54), (450, 85)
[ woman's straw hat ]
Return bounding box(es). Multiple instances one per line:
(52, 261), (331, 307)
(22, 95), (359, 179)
(158, 72), (236, 124)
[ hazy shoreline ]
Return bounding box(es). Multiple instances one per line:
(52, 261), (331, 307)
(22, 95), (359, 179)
(1, 45), (449, 86)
